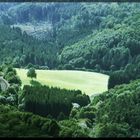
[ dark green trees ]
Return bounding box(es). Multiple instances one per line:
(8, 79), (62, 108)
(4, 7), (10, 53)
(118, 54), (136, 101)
(0, 104), (60, 137)
(89, 79), (140, 137)
(4, 65), (21, 86)
(108, 63), (140, 89)
(27, 68), (37, 80)
(20, 85), (90, 118)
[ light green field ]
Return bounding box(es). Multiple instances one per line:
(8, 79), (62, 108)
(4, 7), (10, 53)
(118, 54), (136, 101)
(16, 68), (109, 96)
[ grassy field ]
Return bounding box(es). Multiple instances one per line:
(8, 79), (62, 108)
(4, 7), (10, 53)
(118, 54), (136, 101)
(16, 68), (109, 96)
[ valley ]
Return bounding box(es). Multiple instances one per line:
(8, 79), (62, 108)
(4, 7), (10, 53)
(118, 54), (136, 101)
(16, 68), (109, 96)
(0, 2), (140, 138)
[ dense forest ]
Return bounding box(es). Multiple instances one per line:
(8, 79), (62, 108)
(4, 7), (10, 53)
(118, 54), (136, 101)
(1, 64), (140, 137)
(0, 3), (140, 88)
(0, 2), (140, 138)
(21, 85), (90, 118)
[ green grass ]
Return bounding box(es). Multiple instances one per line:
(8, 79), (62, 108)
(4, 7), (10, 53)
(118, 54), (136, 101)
(16, 68), (109, 96)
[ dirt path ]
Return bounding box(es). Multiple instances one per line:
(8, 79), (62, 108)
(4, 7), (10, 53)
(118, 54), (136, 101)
(0, 77), (9, 91)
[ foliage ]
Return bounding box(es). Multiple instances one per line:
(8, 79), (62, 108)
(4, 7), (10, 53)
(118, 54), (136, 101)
(0, 65), (21, 106)
(0, 3), (140, 72)
(90, 79), (140, 137)
(0, 25), (57, 69)
(108, 63), (140, 89)
(3, 65), (21, 86)
(0, 104), (60, 137)
(51, 3), (140, 74)
(20, 85), (90, 118)
(0, 3), (140, 138)
(27, 68), (37, 79)
(59, 119), (89, 137)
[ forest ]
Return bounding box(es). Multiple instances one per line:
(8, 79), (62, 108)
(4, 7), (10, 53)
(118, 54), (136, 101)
(0, 2), (140, 138)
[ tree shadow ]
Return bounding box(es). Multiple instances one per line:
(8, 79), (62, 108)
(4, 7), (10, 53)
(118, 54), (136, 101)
(30, 80), (42, 87)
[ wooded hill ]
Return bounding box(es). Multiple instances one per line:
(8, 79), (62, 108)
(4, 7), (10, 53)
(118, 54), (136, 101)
(0, 2), (140, 137)
(0, 3), (139, 88)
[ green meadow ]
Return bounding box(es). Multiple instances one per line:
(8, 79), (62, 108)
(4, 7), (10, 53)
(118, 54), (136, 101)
(16, 68), (109, 96)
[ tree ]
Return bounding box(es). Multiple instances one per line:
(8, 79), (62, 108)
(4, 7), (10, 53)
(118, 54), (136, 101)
(27, 68), (37, 80)
(7, 75), (21, 86)
(26, 63), (34, 69)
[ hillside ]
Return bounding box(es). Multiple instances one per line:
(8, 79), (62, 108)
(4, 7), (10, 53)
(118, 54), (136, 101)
(0, 3), (139, 75)
(59, 13), (140, 73)
(1, 66), (140, 137)
(0, 25), (59, 69)
(0, 104), (60, 137)
(16, 68), (109, 96)
(70, 78), (140, 137)
(0, 104), (90, 138)
(91, 79), (140, 137)
(0, 2), (140, 138)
